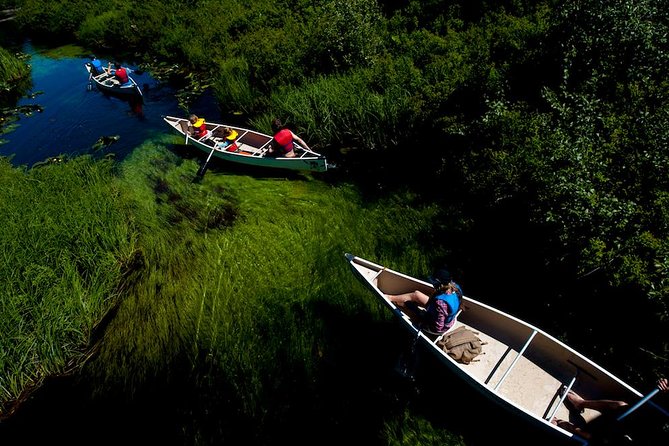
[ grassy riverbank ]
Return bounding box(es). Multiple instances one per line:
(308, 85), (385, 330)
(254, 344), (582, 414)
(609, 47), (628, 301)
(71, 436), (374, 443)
(0, 46), (29, 96)
(90, 137), (462, 443)
(0, 155), (137, 407)
(0, 136), (470, 444)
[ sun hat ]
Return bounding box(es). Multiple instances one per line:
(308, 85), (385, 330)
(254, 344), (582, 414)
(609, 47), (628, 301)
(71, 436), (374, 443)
(428, 268), (452, 288)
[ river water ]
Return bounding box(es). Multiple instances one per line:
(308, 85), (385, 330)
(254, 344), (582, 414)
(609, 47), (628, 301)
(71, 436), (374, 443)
(0, 41), (221, 167)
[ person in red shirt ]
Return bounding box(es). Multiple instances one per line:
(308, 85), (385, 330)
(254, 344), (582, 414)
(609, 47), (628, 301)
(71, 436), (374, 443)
(268, 118), (310, 158)
(107, 62), (129, 85)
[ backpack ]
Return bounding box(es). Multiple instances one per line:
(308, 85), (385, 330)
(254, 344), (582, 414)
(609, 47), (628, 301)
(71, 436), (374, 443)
(436, 326), (485, 364)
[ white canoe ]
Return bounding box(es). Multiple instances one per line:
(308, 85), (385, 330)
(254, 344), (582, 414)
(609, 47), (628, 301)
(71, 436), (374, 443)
(85, 62), (142, 97)
(163, 115), (328, 172)
(345, 253), (653, 445)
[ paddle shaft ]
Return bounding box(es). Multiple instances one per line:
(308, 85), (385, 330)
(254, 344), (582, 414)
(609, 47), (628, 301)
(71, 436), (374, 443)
(197, 145), (217, 178)
(616, 388), (668, 421)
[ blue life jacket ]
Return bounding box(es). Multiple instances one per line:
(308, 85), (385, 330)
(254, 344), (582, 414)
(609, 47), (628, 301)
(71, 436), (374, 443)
(91, 59), (104, 75)
(435, 292), (460, 323)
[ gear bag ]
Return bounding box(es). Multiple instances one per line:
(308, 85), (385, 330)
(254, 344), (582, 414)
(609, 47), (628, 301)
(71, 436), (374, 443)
(436, 326), (485, 364)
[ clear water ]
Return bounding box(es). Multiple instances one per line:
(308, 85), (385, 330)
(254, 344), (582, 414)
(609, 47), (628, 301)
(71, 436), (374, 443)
(0, 41), (221, 167)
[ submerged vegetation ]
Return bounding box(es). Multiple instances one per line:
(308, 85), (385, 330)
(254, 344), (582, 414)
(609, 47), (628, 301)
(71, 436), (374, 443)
(0, 0), (668, 444)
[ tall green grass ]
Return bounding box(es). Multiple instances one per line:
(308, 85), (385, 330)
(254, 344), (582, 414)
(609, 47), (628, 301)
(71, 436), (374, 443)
(0, 136), (462, 443)
(250, 66), (415, 151)
(75, 136), (453, 442)
(0, 46), (29, 83)
(0, 46), (30, 98)
(0, 156), (137, 408)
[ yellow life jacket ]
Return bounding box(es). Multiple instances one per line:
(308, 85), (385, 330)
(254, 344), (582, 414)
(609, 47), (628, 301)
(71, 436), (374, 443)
(227, 130), (238, 140)
(194, 118), (205, 128)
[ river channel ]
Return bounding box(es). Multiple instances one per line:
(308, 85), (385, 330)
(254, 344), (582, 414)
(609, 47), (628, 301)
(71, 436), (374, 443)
(1, 40), (221, 167)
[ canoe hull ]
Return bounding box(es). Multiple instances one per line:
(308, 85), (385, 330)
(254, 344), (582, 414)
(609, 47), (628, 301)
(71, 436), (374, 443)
(163, 115), (328, 172)
(345, 253), (644, 446)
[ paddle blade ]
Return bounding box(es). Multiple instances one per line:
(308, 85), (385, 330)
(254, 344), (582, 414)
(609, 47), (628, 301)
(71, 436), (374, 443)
(196, 163), (208, 178)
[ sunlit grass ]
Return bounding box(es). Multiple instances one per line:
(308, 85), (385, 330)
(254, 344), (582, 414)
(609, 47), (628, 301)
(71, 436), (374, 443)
(0, 136), (454, 442)
(0, 155), (137, 406)
(0, 46), (30, 91)
(80, 137), (446, 438)
(383, 410), (466, 446)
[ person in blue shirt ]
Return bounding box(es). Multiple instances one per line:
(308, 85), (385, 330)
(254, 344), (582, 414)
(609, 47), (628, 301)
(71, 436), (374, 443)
(90, 57), (105, 76)
(387, 268), (463, 335)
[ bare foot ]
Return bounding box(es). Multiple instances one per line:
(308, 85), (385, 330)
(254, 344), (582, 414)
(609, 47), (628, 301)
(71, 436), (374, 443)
(553, 417), (593, 440)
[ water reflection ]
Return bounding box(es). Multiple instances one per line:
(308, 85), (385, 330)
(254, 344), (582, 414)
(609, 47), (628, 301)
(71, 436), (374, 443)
(92, 89), (145, 118)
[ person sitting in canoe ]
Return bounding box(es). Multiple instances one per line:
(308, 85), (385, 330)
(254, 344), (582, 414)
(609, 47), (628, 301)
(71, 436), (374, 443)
(90, 57), (105, 76)
(214, 127), (238, 150)
(386, 268), (463, 335)
(268, 118), (310, 158)
(188, 114), (209, 139)
(107, 62), (130, 86)
(553, 377), (668, 443)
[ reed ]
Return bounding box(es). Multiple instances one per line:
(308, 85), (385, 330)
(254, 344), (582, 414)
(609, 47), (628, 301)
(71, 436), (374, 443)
(0, 155), (137, 408)
(0, 136), (452, 440)
(0, 46), (30, 103)
(75, 138), (446, 440)
(0, 46), (30, 92)
(252, 68), (414, 150)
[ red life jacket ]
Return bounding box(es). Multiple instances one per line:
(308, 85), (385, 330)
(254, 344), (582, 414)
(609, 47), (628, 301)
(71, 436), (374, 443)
(273, 129), (294, 153)
(115, 67), (129, 84)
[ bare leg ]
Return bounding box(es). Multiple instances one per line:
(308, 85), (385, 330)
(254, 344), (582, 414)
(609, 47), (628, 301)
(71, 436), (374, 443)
(387, 290), (430, 307)
(387, 290), (431, 324)
(567, 390), (628, 413)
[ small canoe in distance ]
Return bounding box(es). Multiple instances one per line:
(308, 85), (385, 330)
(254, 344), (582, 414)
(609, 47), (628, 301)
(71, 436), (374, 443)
(163, 116), (328, 173)
(85, 62), (143, 97)
(345, 253), (655, 445)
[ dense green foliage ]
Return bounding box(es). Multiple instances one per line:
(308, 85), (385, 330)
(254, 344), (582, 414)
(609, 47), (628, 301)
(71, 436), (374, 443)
(1, 0), (668, 444)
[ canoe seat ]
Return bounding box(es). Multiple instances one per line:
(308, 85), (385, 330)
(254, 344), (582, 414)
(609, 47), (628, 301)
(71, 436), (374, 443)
(544, 374), (579, 423)
(199, 137), (216, 147)
(235, 143), (265, 155)
(237, 131), (272, 147)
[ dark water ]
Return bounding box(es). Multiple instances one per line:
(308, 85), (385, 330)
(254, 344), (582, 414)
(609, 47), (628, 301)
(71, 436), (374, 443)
(0, 41), (221, 167)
